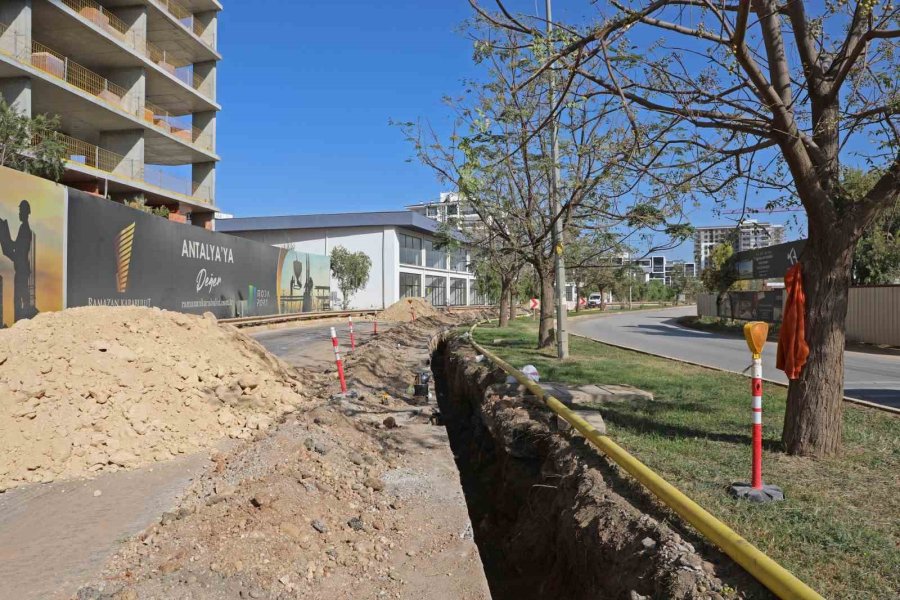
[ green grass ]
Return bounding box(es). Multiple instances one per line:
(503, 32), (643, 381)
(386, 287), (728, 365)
(473, 318), (900, 599)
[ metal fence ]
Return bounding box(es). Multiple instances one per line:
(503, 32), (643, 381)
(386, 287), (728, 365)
(698, 286), (900, 346)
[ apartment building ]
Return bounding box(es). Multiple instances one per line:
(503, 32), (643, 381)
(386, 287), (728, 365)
(405, 192), (482, 232)
(694, 220), (784, 271)
(0, 0), (220, 227)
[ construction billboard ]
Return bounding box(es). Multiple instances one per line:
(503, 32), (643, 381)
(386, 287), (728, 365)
(0, 166), (330, 324)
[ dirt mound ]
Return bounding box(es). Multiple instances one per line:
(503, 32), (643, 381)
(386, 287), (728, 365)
(0, 306), (306, 490)
(76, 317), (489, 599)
(379, 297), (439, 322)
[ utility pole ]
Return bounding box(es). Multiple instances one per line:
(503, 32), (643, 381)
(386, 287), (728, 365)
(546, 0), (568, 359)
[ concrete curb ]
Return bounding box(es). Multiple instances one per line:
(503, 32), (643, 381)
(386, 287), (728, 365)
(568, 332), (900, 416)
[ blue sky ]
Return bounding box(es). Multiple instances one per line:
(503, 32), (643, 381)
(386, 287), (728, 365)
(213, 1), (802, 261)
(215, 0), (475, 217)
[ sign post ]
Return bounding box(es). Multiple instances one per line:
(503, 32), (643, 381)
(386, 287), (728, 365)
(729, 322), (784, 503)
(530, 298), (540, 320)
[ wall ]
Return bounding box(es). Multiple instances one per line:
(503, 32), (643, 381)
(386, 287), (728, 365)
(697, 287), (900, 347)
(229, 226), (393, 310)
(225, 224), (480, 311)
(845, 286), (900, 347)
(0, 166), (331, 324)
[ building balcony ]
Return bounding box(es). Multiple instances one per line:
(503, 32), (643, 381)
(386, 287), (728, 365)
(46, 130), (215, 207)
(49, 0), (217, 102)
(0, 25), (216, 161)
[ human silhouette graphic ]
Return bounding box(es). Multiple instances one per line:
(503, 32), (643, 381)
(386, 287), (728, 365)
(0, 200), (36, 321)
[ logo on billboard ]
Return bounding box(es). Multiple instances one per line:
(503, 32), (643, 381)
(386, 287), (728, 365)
(115, 222), (136, 293)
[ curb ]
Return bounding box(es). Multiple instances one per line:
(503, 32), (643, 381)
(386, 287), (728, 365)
(568, 332), (900, 416)
(466, 321), (825, 600)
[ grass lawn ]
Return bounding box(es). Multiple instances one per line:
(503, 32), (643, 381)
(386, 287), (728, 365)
(473, 318), (899, 599)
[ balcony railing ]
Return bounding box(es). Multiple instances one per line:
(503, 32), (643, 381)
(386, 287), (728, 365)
(57, 0), (214, 97)
(151, 0), (216, 50)
(1, 22), (213, 153)
(30, 40), (137, 115)
(45, 131), (213, 203)
(143, 100), (212, 151)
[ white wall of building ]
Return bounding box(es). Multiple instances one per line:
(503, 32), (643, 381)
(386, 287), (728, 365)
(226, 226), (478, 310)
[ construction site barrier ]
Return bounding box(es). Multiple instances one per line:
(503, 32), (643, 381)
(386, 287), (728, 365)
(467, 323), (824, 600)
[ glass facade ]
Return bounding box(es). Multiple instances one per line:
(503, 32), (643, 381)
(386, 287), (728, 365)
(424, 239), (447, 269)
(399, 233), (422, 266)
(425, 275), (447, 306)
(399, 272), (421, 298)
(449, 278), (467, 306)
(451, 249), (467, 272)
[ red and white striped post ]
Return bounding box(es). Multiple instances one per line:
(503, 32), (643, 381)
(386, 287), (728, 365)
(348, 315), (356, 350)
(330, 326), (347, 393)
(750, 353), (763, 490)
(373, 315), (378, 335)
(729, 322), (783, 503)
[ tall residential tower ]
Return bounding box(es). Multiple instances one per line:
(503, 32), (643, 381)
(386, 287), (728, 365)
(0, 0), (220, 227)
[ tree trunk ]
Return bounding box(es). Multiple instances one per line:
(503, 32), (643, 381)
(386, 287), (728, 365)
(782, 235), (853, 457)
(506, 286), (516, 322)
(537, 265), (555, 348)
(498, 277), (510, 328)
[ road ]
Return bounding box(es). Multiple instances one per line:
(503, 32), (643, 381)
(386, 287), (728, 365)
(569, 306), (900, 409)
(251, 319), (393, 369)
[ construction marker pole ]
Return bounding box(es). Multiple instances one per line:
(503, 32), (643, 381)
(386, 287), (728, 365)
(373, 316), (378, 336)
(348, 316), (356, 350)
(330, 327), (347, 393)
(750, 355), (763, 490)
(730, 322), (782, 503)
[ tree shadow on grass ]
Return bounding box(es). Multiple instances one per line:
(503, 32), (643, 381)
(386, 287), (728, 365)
(600, 403), (784, 453)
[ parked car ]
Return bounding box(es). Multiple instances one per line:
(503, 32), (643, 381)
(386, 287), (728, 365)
(587, 293), (604, 308)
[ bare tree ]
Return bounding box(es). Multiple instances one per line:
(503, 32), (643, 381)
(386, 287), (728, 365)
(472, 0), (900, 456)
(401, 22), (689, 346)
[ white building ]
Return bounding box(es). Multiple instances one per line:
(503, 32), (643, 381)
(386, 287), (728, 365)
(405, 192), (481, 232)
(217, 211), (482, 310)
(694, 220), (784, 271)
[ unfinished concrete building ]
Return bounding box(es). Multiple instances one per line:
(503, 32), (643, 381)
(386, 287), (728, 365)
(0, 0), (220, 227)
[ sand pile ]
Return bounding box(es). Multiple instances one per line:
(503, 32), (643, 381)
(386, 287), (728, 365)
(0, 306), (306, 490)
(379, 297), (439, 322)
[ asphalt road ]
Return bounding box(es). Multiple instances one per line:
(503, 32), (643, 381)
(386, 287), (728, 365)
(251, 320), (393, 369)
(569, 306), (900, 409)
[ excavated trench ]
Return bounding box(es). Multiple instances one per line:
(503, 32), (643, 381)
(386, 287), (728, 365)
(430, 335), (763, 600)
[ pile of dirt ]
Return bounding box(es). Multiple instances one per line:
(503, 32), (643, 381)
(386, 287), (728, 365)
(379, 297), (439, 322)
(0, 306), (307, 490)
(77, 316), (490, 600)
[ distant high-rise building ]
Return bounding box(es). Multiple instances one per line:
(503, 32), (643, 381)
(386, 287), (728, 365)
(694, 220), (784, 271)
(0, 0), (221, 228)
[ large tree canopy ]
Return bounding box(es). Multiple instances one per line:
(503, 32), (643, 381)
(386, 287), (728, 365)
(470, 0), (900, 456)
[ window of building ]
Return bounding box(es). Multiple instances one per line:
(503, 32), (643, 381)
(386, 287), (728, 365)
(425, 206), (438, 218)
(399, 272), (421, 298)
(399, 233), (422, 266)
(425, 275), (447, 306)
(449, 278), (467, 306)
(424, 239), (447, 269)
(451, 249), (467, 272)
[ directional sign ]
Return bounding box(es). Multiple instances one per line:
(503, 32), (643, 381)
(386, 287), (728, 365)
(579, 297), (587, 307)
(730, 239), (806, 280)
(530, 298), (540, 310)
